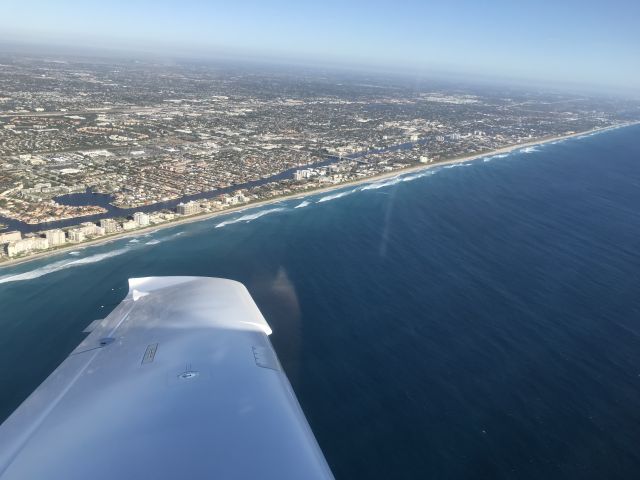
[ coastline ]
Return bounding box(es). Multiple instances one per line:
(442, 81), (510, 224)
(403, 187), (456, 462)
(0, 122), (636, 270)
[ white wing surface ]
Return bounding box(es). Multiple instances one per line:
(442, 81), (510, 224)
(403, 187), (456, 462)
(0, 276), (333, 479)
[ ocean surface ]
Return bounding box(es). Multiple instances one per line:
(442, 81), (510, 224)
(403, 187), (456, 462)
(1, 125), (640, 479)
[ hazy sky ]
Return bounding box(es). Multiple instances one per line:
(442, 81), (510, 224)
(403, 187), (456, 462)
(1, 0), (639, 92)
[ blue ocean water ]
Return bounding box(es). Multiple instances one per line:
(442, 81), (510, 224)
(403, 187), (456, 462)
(1, 125), (640, 479)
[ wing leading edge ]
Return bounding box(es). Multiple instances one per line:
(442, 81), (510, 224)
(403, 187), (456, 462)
(0, 276), (333, 479)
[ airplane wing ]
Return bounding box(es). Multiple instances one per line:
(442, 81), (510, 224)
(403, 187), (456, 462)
(0, 276), (334, 479)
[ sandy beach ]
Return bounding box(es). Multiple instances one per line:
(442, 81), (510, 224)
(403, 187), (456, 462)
(0, 122), (635, 270)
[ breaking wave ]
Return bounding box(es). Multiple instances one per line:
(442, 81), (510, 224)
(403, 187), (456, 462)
(521, 146), (539, 154)
(317, 189), (357, 203)
(215, 207), (286, 228)
(128, 238), (140, 243)
(483, 153), (509, 162)
(0, 248), (131, 284)
(361, 178), (402, 190)
(361, 171), (436, 191)
(294, 201), (310, 208)
(145, 239), (161, 245)
(443, 163), (472, 169)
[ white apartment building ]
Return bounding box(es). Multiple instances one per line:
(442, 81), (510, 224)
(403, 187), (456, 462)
(44, 229), (66, 246)
(133, 212), (150, 227)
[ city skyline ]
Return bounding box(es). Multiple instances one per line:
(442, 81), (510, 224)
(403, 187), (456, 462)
(1, 0), (639, 94)
(0, 51), (637, 263)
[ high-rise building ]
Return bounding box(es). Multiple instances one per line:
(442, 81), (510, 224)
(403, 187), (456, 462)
(0, 231), (22, 244)
(32, 237), (49, 250)
(176, 201), (201, 216)
(133, 212), (150, 227)
(78, 222), (104, 237)
(223, 195), (238, 206)
(122, 220), (137, 231)
(6, 241), (27, 257)
(100, 218), (118, 234)
(293, 169), (313, 181)
(5, 237), (48, 257)
(44, 229), (66, 246)
(67, 229), (86, 243)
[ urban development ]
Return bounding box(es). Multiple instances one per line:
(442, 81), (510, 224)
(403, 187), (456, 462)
(1, 52), (639, 263)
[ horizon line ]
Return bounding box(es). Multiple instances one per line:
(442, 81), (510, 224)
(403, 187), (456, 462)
(0, 35), (638, 100)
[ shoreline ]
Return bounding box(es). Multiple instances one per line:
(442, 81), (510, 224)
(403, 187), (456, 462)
(1, 121), (636, 271)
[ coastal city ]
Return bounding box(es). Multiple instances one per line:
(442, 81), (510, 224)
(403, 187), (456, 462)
(1, 52), (639, 263)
